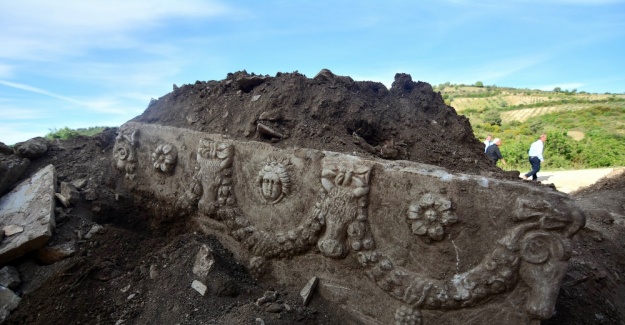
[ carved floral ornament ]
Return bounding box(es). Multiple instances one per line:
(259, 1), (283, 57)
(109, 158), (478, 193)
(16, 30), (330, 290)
(151, 143), (178, 173)
(407, 193), (458, 241)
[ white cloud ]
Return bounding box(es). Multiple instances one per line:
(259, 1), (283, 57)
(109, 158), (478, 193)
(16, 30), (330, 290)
(0, 80), (145, 115)
(0, 80), (84, 105)
(0, 0), (235, 61)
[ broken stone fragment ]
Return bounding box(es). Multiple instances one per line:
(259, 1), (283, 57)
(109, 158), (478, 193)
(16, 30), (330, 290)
(84, 224), (105, 239)
(264, 303), (283, 313)
(71, 178), (88, 189)
(191, 280), (207, 296)
(192, 244), (215, 280)
(55, 193), (71, 208)
(255, 290), (277, 306)
(257, 123), (284, 139)
(0, 165), (56, 264)
(0, 266), (20, 290)
(60, 182), (80, 206)
(300, 276), (318, 306)
(0, 286), (20, 322)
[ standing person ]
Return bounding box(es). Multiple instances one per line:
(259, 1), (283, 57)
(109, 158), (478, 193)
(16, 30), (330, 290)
(523, 134), (547, 181)
(483, 135), (492, 152)
(485, 138), (506, 166)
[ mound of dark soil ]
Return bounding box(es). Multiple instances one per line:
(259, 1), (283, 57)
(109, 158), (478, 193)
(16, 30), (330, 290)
(133, 70), (514, 178)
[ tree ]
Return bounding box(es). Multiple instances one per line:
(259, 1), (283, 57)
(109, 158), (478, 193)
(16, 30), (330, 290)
(475, 81), (484, 88)
(481, 109), (501, 126)
(553, 87), (562, 93)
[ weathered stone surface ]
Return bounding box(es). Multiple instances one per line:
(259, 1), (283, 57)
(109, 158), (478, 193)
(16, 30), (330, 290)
(0, 154), (30, 196)
(0, 165), (56, 264)
(114, 122), (586, 325)
(0, 266), (20, 290)
(13, 137), (48, 159)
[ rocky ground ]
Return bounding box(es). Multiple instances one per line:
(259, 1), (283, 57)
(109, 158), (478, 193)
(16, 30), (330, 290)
(1, 70), (624, 324)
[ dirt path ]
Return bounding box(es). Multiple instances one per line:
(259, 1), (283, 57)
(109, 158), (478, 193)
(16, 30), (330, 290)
(520, 167), (623, 193)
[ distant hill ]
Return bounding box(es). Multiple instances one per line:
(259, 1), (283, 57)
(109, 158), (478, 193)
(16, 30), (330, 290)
(437, 83), (625, 170)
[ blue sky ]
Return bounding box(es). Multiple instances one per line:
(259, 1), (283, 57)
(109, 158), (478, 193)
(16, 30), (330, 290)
(1, 0), (624, 144)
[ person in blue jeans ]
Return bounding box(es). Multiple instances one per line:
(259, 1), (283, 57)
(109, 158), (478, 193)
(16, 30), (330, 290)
(523, 134), (547, 181)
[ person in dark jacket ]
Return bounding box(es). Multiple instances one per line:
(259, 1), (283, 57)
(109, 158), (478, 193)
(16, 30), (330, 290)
(485, 138), (506, 166)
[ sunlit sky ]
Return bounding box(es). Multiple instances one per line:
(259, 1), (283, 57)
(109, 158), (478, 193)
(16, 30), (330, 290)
(1, 0), (624, 144)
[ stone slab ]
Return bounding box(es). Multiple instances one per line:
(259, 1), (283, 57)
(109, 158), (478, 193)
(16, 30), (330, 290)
(114, 122), (586, 325)
(0, 165), (56, 264)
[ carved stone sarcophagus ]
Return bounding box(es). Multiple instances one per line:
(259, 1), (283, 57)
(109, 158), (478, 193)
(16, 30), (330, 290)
(114, 122), (585, 325)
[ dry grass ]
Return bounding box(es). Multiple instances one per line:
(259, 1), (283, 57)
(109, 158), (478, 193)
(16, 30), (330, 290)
(567, 130), (585, 141)
(501, 104), (592, 122)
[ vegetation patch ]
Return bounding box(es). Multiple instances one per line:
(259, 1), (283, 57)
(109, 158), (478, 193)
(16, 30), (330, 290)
(438, 83), (625, 170)
(45, 126), (108, 140)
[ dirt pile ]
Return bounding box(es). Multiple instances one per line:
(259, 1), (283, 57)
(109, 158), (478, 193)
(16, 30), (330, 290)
(133, 69), (513, 178)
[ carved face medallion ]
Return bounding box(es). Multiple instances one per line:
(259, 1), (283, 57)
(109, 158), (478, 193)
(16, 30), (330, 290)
(256, 159), (291, 204)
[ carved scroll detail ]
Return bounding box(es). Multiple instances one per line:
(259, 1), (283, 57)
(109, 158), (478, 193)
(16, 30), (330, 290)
(113, 129), (138, 180)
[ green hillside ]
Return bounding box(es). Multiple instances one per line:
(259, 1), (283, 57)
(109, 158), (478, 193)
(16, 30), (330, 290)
(437, 83), (625, 171)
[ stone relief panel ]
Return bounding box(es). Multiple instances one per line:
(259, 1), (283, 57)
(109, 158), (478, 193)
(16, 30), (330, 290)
(116, 122), (587, 325)
(256, 157), (291, 204)
(407, 193), (458, 242)
(151, 143), (178, 174)
(113, 129), (138, 180)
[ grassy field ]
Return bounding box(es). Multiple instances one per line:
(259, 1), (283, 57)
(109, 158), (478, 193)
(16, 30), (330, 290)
(437, 83), (625, 171)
